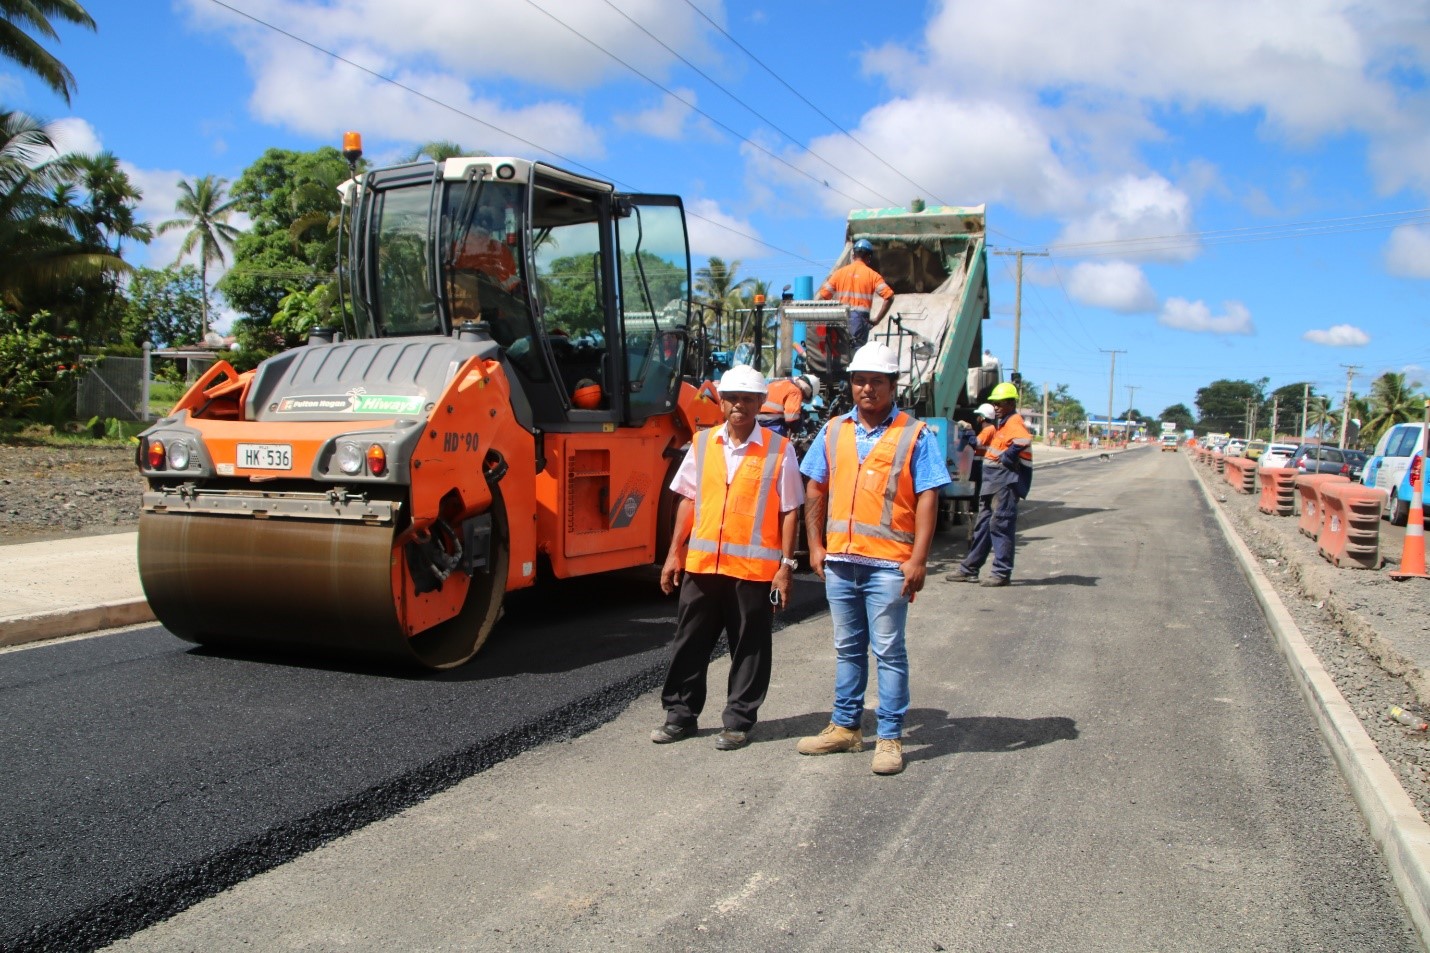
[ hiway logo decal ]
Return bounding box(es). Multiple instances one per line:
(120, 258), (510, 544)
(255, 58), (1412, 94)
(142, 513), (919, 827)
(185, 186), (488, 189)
(276, 390), (426, 415)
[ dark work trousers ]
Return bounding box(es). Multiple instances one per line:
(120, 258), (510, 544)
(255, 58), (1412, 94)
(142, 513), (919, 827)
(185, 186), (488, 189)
(661, 571), (774, 732)
(959, 484), (1020, 580)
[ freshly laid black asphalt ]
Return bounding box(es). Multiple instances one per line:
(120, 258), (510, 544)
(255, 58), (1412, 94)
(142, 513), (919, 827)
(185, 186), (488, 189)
(0, 562), (827, 952)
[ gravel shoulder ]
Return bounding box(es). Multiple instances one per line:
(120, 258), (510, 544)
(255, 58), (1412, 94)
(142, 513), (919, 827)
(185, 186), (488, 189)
(1188, 455), (1430, 822)
(0, 443), (145, 544)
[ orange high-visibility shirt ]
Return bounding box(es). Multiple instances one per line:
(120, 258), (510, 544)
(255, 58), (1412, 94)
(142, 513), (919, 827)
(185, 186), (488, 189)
(818, 260), (893, 312)
(686, 426), (789, 582)
(824, 413), (923, 563)
(759, 379), (805, 423)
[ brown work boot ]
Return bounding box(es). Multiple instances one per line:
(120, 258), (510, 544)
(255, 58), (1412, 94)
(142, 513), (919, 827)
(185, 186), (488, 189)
(871, 738), (905, 775)
(797, 722), (864, 755)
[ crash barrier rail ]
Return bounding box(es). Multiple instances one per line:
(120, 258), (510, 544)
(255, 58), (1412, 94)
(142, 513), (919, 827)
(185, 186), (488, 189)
(1316, 483), (1388, 570)
(1258, 467), (1298, 516)
(1223, 456), (1257, 494)
(1212, 451), (1225, 475)
(1295, 473), (1351, 539)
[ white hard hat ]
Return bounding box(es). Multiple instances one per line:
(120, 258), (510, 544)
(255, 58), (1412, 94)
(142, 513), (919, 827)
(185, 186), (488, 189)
(799, 375), (820, 399)
(847, 341), (899, 375)
(718, 364), (768, 395)
(975, 403), (996, 419)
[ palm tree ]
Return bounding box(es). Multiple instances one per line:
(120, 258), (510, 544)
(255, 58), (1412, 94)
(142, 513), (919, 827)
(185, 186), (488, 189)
(1306, 395), (1338, 441)
(158, 175), (241, 340)
(694, 256), (751, 351)
(0, 0), (97, 105)
(74, 151), (151, 255)
(404, 141), (483, 163)
(1363, 372), (1425, 446)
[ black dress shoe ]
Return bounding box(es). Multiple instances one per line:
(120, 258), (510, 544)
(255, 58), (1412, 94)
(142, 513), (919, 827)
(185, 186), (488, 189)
(650, 723), (695, 744)
(714, 729), (749, 750)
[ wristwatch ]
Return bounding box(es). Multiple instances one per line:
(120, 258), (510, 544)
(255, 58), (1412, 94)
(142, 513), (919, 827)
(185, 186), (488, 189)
(780, 557), (798, 570)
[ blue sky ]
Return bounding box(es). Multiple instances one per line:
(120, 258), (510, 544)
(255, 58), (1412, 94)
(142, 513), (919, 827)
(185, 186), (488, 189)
(13, 0), (1430, 422)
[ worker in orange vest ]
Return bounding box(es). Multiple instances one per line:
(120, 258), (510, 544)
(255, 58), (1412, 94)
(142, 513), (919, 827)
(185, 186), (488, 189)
(954, 402), (997, 496)
(795, 341), (951, 775)
(818, 238), (895, 348)
(757, 374), (817, 435)
(653, 364), (804, 751)
(947, 382), (1033, 587)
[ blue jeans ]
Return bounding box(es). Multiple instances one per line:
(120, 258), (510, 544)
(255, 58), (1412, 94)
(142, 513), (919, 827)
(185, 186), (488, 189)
(824, 561), (910, 739)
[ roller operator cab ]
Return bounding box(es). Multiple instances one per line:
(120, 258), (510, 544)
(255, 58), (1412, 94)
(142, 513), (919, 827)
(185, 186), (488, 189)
(136, 154), (721, 668)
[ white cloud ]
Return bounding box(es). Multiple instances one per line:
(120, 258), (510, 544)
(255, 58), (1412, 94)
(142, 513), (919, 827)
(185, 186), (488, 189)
(1053, 174), (1198, 262)
(1303, 323), (1370, 346)
(685, 198), (765, 261)
(46, 117), (103, 157)
(1063, 260), (1158, 313)
(615, 89), (700, 141)
(1158, 298), (1254, 335)
(1384, 224), (1430, 278)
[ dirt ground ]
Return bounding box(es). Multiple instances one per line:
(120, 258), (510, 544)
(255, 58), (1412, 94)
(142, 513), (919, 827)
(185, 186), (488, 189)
(0, 442), (145, 544)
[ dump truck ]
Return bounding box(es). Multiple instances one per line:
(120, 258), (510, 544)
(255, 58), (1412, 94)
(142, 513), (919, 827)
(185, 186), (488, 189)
(777, 203), (996, 525)
(135, 143), (721, 668)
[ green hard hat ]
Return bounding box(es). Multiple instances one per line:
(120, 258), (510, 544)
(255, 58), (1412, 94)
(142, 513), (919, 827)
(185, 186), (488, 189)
(988, 382), (1019, 401)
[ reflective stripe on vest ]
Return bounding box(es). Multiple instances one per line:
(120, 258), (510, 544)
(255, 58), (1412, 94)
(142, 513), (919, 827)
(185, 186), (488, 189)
(824, 413), (922, 561)
(686, 427), (787, 581)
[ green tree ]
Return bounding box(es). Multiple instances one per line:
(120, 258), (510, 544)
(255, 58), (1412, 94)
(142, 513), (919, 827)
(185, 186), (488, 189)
(157, 174), (241, 341)
(122, 265), (206, 348)
(694, 256), (751, 349)
(1045, 383), (1086, 432)
(1306, 395), (1338, 440)
(0, 0), (96, 104)
(219, 147), (348, 330)
(1363, 371), (1424, 446)
(404, 141), (481, 162)
(0, 306), (74, 417)
(1265, 381), (1317, 439)
(1194, 378), (1267, 434)
(1160, 403), (1195, 430)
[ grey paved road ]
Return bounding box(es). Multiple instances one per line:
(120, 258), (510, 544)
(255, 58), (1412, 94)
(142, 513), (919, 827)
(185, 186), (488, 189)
(106, 450), (1420, 952)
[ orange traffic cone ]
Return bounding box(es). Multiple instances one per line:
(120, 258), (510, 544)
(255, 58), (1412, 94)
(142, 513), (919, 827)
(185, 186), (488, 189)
(1391, 464), (1428, 580)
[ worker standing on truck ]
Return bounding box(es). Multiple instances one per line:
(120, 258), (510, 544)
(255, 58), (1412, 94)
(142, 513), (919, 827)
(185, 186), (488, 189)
(946, 382), (1032, 587)
(818, 238), (895, 349)
(653, 364), (804, 751)
(757, 374), (817, 435)
(796, 341), (950, 776)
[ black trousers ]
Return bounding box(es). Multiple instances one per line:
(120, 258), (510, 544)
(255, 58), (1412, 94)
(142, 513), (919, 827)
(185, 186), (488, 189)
(661, 572), (774, 732)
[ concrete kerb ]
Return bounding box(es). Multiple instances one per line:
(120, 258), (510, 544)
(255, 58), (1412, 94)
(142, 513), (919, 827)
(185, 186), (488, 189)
(1188, 455), (1430, 949)
(0, 600), (155, 649)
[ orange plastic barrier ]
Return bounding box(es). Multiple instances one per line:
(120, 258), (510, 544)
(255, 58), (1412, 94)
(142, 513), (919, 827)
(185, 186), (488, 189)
(1317, 483), (1387, 570)
(1223, 456), (1257, 494)
(1258, 467), (1297, 516)
(1212, 451), (1225, 475)
(1295, 473), (1351, 539)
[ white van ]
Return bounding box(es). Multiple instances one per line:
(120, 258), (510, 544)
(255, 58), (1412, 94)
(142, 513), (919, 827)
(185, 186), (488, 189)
(1369, 422), (1426, 514)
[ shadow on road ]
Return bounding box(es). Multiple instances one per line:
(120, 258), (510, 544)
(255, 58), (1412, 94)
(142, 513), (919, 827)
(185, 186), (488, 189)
(1012, 574), (1099, 587)
(1019, 500), (1106, 531)
(750, 708), (1079, 761)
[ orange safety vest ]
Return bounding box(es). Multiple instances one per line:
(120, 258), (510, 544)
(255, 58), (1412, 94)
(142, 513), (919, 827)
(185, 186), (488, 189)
(986, 413), (1033, 466)
(975, 424), (995, 458)
(818, 260), (893, 312)
(759, 379), (805, 422)
(824, 412), (923, 563)
(457, 234), (521, 293)
(686, 426), (789, 582)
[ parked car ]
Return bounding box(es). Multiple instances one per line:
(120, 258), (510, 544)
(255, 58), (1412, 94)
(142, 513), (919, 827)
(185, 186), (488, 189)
(1243, 440), (1267, 460)
(1257, 442), (1299, 469)
(1343, 449), (1368, 482)
(1287, 444), (1352, 477)
(1224, 438), (1248, 457)
(1384, 450), (1430, 526)
(1366, 423), (1427, 517)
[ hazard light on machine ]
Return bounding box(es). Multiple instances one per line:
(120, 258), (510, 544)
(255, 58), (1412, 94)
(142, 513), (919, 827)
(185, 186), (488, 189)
(237, 443), (292, 470)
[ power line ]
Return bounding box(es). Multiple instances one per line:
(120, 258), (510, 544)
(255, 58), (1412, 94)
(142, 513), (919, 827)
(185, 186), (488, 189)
(676, 0), (947, 207)
(203, 0), (825, 267)
(523, 0), (877, 211)
(595, 0), (901, 208)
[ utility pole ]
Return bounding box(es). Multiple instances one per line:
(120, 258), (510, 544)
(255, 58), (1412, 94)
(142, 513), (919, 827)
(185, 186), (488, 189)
(1339, 364), (1360, 447)
(1101, 349), (1126, 442)
(1270, 397), (1279, 440)
(1042, 381), (1050, 443)
(1300, 383), (1310, 442)
(993, 249), (1048, 378)
(1125, 385), (1140, 439)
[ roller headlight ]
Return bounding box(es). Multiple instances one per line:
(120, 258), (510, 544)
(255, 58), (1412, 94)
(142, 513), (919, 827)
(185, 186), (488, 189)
(336, 441), (365, 475)
(166, 440), (191, 471)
